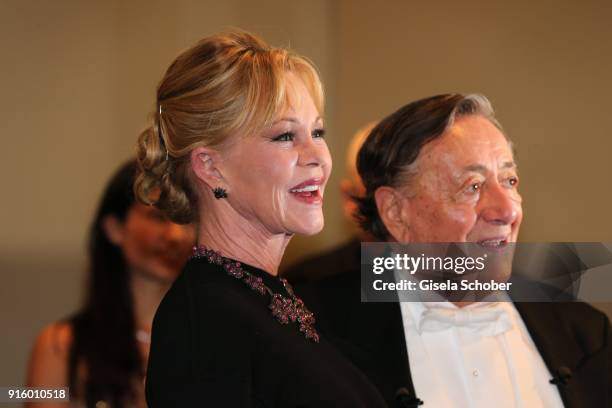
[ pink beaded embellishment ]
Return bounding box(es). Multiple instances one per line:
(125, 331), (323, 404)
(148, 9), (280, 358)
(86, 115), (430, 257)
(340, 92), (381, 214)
(192, 246), (320, 342)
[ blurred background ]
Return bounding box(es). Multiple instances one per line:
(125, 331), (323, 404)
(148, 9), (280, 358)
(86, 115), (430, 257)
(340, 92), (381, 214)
(1, 0), (611, 388)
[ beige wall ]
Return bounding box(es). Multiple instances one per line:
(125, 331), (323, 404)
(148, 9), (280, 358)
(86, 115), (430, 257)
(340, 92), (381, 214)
(1, 0), (611, 387)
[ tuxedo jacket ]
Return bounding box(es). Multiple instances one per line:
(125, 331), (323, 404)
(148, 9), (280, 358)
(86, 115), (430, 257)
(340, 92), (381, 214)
(289, 240), (611, 408)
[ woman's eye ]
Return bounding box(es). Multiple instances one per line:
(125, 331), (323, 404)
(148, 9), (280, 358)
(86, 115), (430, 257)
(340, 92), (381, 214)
(272, 132), (294, 142)
(312, 128), (326, 139)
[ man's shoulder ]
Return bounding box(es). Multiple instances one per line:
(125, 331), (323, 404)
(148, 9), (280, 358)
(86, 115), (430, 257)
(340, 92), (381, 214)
(517, 301), (610, 352)
(520, 301), (609, 327)
(549, 302), (610, 339)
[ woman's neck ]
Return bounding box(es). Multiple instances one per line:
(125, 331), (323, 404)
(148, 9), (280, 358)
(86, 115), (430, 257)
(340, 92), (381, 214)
(196, 203), (291, 276)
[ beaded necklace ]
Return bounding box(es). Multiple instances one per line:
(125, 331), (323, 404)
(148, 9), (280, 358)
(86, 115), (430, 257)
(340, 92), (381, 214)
(191, 246), (320, 343)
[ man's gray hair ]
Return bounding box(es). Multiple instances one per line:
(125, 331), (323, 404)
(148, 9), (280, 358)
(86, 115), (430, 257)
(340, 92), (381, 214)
(451, 93), (504, 133)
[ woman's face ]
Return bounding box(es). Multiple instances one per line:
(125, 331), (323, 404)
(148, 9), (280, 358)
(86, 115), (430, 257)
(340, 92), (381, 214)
(219, 74), (332, 236)
(107, 203), (196, 282)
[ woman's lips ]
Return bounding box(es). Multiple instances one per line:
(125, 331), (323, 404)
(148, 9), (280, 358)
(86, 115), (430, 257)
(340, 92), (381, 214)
(289, 178), (323, 204)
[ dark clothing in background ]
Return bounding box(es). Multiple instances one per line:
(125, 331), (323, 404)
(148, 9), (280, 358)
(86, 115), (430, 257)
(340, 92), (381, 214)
(146, 256), (388, 408)
(284, 238), (360, 283)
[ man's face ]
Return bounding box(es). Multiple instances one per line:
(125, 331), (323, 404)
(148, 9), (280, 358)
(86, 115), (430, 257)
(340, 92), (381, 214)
(401, 115), (522, 245)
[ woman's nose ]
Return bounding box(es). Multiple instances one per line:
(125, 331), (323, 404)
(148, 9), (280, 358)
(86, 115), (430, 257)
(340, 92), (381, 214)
(298, 137), (331, 170)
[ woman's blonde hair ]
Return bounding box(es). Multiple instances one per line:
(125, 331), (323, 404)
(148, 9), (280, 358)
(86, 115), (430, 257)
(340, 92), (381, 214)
(135, 30), (324, 223)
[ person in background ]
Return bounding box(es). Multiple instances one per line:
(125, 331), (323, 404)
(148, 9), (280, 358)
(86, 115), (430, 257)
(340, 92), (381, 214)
(26, 159), (195, 408)
(302, 94), (611, 407)
(284, 122), (376, 283)
(138, 31), (387, 407)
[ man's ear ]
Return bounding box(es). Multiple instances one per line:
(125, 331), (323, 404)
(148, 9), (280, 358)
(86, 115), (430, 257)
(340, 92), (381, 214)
(101, 215), (125, 246)
(190, 146), (225, 190)
(374, 186), (411, 242)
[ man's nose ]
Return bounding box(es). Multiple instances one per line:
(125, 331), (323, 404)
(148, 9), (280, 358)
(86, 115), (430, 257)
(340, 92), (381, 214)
(479, 182), (520, 225)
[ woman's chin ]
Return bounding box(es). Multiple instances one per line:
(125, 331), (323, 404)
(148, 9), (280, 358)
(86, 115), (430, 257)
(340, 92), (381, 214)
(290, 217), (325, 236)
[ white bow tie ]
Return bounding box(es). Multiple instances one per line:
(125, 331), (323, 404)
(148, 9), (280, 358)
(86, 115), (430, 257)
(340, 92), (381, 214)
(418, 305), (513, 337)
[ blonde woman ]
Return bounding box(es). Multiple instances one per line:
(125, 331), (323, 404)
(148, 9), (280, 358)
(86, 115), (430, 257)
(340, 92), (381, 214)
(137, 31), (386, 407)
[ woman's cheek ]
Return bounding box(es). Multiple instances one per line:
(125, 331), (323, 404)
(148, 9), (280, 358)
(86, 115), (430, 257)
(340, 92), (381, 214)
(270, 186), (288, 227)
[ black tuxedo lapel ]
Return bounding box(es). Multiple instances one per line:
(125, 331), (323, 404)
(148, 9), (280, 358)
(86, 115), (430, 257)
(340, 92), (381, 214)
(514, 302), (608, 408)
(347, 300), (419, 407)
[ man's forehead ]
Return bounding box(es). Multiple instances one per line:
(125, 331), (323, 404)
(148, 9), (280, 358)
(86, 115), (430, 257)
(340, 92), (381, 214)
(418, 118), (514, 166)
(461, 161), (517, 175)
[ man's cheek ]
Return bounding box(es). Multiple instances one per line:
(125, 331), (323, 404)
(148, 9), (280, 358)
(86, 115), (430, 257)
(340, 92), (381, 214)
(445, 208), (477, 234)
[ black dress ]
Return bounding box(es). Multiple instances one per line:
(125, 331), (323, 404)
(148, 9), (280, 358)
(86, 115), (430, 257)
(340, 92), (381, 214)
(145, 255), (388, 408)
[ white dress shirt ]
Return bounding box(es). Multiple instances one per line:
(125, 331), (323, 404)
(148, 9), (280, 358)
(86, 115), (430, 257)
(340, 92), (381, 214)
(399, 299), (566, 407)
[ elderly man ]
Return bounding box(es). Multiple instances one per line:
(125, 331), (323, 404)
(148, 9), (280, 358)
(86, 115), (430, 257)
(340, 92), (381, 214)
(301, 94), (610, 408)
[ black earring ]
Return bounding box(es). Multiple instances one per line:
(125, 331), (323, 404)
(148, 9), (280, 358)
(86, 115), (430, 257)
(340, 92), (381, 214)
(213, 187), (228, 199)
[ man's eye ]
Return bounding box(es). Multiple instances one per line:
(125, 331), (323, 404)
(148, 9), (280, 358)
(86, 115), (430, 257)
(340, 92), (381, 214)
(506, 176), (519, 187)
(467, 183), (481, 193)
(312, 128), (326, 139)
(272, 132), (294, 142)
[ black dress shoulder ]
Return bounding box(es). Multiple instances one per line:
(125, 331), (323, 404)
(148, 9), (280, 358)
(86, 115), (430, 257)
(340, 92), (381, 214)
(145, 256), (387, 408)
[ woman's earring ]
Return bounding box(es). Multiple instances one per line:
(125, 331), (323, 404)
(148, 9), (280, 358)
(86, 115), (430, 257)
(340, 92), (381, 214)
(213, 187), (228, 199)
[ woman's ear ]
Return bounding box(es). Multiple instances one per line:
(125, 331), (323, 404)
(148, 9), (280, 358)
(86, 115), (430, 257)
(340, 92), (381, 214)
(190, 146), (225, 190)
(101, 215), (125, 246)
(374, 186), (411, 242)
